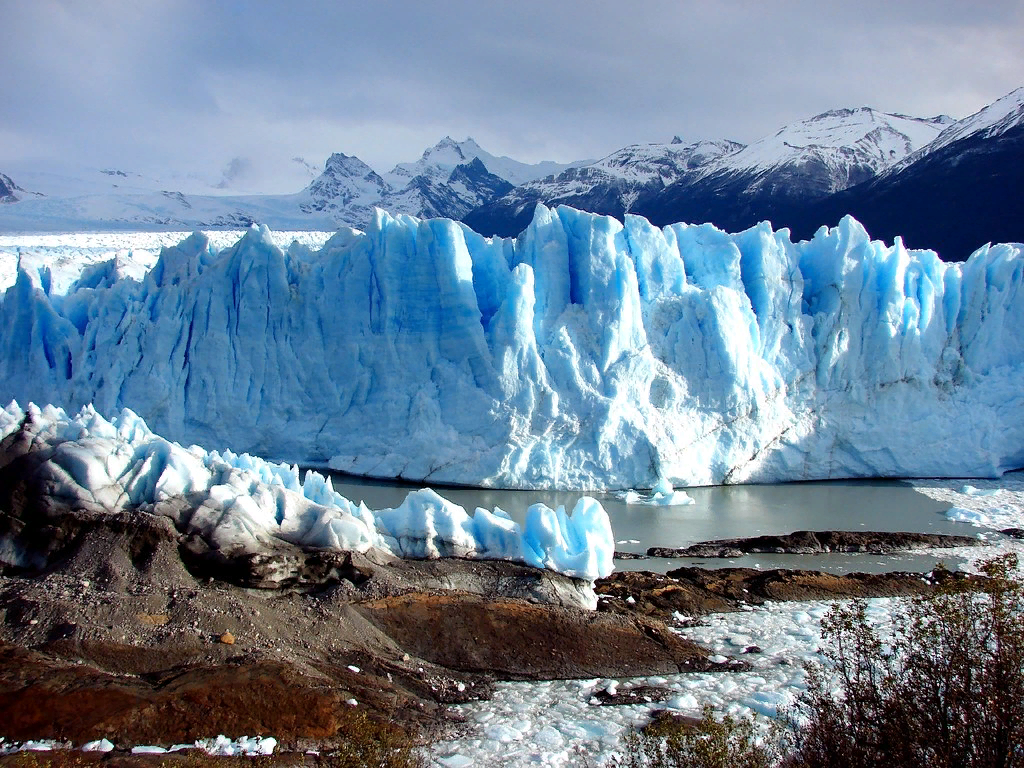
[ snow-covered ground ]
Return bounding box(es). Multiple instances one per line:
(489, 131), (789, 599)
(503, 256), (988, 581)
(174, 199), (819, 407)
(0, 230), (334, 295)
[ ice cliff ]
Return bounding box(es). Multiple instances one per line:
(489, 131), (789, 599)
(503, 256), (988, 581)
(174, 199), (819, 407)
(1, 205), (1023, 489)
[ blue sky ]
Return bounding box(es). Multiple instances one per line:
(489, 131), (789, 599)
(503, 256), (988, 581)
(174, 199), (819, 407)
(1, 0), (1021, 192)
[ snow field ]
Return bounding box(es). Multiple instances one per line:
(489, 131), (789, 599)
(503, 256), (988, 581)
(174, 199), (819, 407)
(0, 229), (334, 295)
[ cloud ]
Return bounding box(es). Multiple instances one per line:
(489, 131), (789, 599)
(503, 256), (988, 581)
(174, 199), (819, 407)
(1, 0), (1021, 192)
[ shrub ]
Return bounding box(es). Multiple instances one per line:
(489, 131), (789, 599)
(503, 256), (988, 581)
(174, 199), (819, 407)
(607, 704), (783, 768)
(309, 710), (426, 768)
(789, 554), (1024, 768)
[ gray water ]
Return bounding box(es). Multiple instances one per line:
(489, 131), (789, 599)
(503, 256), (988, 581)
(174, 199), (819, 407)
(324, 473), (982, 575)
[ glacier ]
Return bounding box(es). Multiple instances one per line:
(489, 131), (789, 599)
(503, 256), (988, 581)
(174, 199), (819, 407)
(1, 205), (1022, 489)
(0, 401), (613, 583)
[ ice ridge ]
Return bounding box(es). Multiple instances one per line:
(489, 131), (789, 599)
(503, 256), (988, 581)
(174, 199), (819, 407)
(0, 402), (614, 583)
(1, 206), (1022, 489)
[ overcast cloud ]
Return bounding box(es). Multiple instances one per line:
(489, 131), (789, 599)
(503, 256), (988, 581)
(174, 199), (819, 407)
(1, 0), (1022, 193)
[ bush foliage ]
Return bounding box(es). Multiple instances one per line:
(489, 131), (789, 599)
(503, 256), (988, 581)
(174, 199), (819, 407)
(615, 554), (1024, 767)
(607, 705), (783, 768)
(789, 554), (1024, 767)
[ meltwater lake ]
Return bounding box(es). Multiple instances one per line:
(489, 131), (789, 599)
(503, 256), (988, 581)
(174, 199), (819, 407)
(323, 473), (981, 575)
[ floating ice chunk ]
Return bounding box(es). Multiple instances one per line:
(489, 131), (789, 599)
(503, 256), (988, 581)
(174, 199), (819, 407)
(534, 725), (566, 748)
(616, 483), (696, 506)
(484, 723), (524, 742)
(744, 690), (790, 717)
(666, 693), (699, 711)
(132, 746), (167, 754)
(521, 497), (614, 581)
(652, 476), (674, 496)
(947, 506), (991, 526)
(962, 485), (1003, 497)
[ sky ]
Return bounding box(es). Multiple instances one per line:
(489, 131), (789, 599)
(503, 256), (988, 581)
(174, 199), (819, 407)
(1, 0), (1022, 194)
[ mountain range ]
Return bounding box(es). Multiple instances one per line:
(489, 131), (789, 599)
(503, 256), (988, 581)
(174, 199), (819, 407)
(1, 87), (1022, 260)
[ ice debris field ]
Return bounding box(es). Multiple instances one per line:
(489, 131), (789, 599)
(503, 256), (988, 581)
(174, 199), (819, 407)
(0, 401), (614, 584)
(2, 207), (1023, 490)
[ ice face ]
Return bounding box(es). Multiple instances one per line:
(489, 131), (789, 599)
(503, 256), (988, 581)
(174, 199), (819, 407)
(0, 207), (1022, 490)
(0, 401), (614, 583)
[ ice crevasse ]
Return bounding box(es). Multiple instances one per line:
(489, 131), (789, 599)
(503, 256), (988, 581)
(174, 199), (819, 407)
(0, 401), (614, 583)
(1, 204), (1023, 490)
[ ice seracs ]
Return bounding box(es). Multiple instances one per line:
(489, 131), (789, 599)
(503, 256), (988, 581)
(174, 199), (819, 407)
(0, 207), (1023, 490)
(0, 401), (615, 583)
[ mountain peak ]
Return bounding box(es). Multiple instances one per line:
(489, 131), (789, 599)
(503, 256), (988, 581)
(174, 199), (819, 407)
(324, 152), (371, 173)
(0, 172), (20, 203)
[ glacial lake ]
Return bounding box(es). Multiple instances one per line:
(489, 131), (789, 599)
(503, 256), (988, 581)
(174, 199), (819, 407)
(323, 473), (984, 575)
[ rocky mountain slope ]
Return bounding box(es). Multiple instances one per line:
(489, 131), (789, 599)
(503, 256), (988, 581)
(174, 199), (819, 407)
(0, 173), (22, 204)
(463, 138), (742, 237)
(788, 87), (1024, 260)
(467, 107), (953, 238)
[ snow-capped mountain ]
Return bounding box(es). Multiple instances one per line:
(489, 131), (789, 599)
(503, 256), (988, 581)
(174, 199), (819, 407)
(464, 138), (743, 237)
(890, 86), (1024, 168)
(0, 137), (578, 232)
(386, 136), (583, 188)
(791, 87), (1024, 260)
(701, 107), (954, 193)
(467, 107), (952, 237)
(381, 157), (514, 221)
(296, 137), (555, 225)
(0, 173), (19, 204)
(298, 152), (390, 223)
(3, 208), (1022, 489)
(1, 89), (1021, 245)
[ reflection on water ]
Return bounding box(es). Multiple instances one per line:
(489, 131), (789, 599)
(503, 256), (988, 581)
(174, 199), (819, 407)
(322, 472), (978, 575)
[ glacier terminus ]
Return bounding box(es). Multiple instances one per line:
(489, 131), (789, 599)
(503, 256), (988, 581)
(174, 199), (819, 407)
(2, 204), (1023, 490)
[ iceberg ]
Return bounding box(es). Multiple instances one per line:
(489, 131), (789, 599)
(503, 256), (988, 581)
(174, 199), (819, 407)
(0, 205), (1022, 489)
(0, 401), (613, 582)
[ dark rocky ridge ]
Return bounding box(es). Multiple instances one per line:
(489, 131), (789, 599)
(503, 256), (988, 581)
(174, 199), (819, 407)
(597, 565), (976, 623)
(648, 530), (981, 559)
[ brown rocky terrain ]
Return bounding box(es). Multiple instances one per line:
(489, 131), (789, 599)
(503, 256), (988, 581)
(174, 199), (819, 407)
(0, 503), (709, 749)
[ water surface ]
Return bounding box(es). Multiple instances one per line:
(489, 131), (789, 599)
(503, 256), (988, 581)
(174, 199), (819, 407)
(323, 473), (980, 575)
